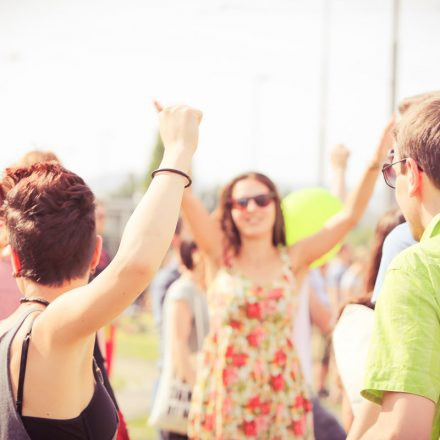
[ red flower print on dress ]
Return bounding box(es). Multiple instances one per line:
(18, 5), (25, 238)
(246, 302), (262, 319)
(225, 345), (234, 359)
(304, 398), (313, 412)
(229, 319), (242, 330)
(243, 420), (258, 436)
(222, 366), (238, 387)
(261, 402), (271, 415)
(202, 413), (215, 431)
(273, 349), (287, 367)
(267, 287), (284, 300)
(232, 353), (248, 368)
(247, 396), (261, 412)
(247, 327), (264, 347)
(290, 419), (305, 436)
(294, 394), (307, 409)
(270, 374), (285, 391)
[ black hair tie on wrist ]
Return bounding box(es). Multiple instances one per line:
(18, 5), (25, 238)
(151, 168), (192, 188)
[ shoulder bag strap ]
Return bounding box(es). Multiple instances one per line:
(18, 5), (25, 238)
(15, 311), (42, 415)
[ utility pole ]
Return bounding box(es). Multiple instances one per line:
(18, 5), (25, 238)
(317, 0), (331, 186)
(390, 0), (400, 114)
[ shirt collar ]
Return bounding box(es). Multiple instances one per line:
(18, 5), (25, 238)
(421, 213), (440, 242)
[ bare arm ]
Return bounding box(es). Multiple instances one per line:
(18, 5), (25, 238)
(347, 399), (381, 439)
(181, 191), (223, 265)
(341, 388), (354, 433)
(309, 286), (331, 335)
(348, 393), (435, 440)
(43, 105), (202, 343)
(169, 299), (196, 386)
(330, 144), (350, 201)
(289, 117), (395, 273)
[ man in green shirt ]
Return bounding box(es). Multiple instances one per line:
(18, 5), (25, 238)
(348, 94), (440, 440)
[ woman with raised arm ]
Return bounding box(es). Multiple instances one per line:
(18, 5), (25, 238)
(0, 104), (201, 440)
(183, 120), (395, 439)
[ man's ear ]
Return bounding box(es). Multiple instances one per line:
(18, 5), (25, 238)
(90, 235), (103, 272)
(406, 158), (423, 197)
(10, 247), (22, 276)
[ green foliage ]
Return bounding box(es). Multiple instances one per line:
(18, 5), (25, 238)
(111, 173), (141, 198)
(143, 132), (164, 190)
(115, 314), (159, 361)
(110, 131), (164, 197)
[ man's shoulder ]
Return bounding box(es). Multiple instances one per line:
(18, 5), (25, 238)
(378, 235), (440, 313)
(387, 235), (440, 273)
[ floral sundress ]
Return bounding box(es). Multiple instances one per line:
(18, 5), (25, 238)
(188, 248), (313, 439)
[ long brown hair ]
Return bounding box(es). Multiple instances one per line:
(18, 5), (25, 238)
(219, 172), (285, 260)
(363, 208), (405, 294)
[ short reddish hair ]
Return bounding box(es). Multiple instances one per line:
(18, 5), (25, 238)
(0, 162), (96, 286)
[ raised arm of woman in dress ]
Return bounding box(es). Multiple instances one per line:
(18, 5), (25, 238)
(289, 117), (395, 274)
(181, 191), (223, 266)
(44, 105), (203, 343)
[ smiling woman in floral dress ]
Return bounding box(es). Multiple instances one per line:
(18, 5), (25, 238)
(183, 120), (394, 440)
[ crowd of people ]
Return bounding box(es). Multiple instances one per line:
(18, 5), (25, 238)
(0, 91), (439, 440)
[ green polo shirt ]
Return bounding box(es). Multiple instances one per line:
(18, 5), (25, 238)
(362, 213), (440, 440)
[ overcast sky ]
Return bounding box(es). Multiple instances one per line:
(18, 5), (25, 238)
(0, 0), (439, 205)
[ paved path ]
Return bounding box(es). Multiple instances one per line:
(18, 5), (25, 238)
(113, 357), (158, 420)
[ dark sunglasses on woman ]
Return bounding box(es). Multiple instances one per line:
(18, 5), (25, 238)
(228, 193), (276, 210)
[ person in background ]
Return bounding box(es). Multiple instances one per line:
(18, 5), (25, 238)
(0, 219), (21, 320)
(293, 270), (346, 440)
(159, 240), (209, 440)
(0, 150), (60, 320)
(14, 150), (60, 168)
(150, 219), (184, 440)
(348, 94), (440, 439)
(181, 116), (394, 438)
(91, 200), (112, 279)
(0, 104), (201, 440)
(333, 207), (404, 432)
(371, 220), (416, 304)
(150, 218), (183, 361)
(90, 199), (130, 440)
(315, 143), (350, 401)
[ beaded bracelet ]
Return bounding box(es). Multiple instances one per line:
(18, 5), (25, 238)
(151, 168), (192, 188)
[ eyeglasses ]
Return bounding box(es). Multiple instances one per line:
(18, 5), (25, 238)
(382, 158), (423, 189)
(228, 193), (276, 210)
(382, 159), (407, 189)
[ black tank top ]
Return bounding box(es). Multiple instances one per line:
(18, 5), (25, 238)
(17, 313), (119, 440)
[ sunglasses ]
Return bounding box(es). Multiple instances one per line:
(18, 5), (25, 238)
(382, 157), (423, 189)
(228, 193), (276, 210)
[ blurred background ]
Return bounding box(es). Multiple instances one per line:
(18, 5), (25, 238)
(1, 1), (439, 438)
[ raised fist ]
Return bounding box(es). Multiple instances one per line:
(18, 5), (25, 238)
(155, 102), (203, 156)
(330, 144), (350, 169)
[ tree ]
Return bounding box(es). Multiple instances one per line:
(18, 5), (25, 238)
(143, 131), (164, 190)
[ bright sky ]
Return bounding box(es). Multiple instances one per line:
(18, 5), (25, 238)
(0, 0), (439, 203)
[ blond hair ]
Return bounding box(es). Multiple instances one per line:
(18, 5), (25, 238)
(396, 94), (440, 189)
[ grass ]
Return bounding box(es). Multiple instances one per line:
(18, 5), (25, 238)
(127, 417), (156, 440)
(114, 310), (159, 361)
(111, 310), (159, 439)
